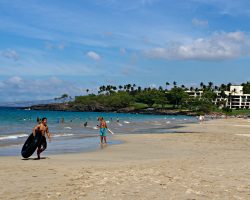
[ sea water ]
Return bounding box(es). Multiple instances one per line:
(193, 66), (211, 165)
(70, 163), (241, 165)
(0, 107), (196, 156)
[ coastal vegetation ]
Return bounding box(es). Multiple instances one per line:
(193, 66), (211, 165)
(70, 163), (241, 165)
(65, 81), (250, 115)
(30, 81), (250, 115)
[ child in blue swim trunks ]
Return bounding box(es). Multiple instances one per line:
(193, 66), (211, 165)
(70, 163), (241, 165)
(98, 117), (108, 144)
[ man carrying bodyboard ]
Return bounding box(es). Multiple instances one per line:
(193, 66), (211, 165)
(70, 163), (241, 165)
(33, 117), (51, 159)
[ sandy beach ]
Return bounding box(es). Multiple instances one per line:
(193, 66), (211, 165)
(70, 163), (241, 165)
(0, 118), (249, 200)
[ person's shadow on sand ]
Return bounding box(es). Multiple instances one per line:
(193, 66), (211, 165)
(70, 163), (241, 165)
(100, 143), (108, 150)
(22, 157), (49, 160)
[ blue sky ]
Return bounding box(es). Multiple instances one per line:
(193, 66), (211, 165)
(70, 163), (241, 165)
(1, 0), (250, 102)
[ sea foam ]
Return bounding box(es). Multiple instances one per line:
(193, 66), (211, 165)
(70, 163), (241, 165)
(0, 134), (28, 140)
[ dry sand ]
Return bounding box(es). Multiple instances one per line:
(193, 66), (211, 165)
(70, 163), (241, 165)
(0, 118), (249, 200)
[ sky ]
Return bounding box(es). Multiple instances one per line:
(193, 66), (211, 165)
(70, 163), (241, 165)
(1, 0), (250, 102)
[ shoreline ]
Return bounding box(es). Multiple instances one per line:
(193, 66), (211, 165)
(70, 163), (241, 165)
(26, 104), (199, 116)
(0, 118), (249, 199)
(0, 114), (197, 153)
(0, 134), (123, 157)
(0, 123), (195, 156)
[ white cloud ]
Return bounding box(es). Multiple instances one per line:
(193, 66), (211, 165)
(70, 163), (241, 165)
(0, 76), (82, 102)
(86, 51), (101, 61)
(192, 18), (208, 27)
(2, 49), (19, 61)
(0, 47), (97, 76)
(7, 76), (23, 84)
(146, 31), (250, 61)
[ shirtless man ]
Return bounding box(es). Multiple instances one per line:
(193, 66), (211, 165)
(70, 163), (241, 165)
(33, 117), (51, 159)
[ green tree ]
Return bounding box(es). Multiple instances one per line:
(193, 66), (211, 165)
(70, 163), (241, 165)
(61, 94), (69, 98)
(165, 82), (170, 90)
(158, 86), (163, 91)
(227, 83), (232, 91)
(202, 90), (217, 101)
(166, 87), (189, 108)
(220, 84), (227, 91)
(200, 82), (204, 89)
(173, 81), (177, 87)
(135, 90), (159, 107)
(153, 91), (168, 108)
(104, 92), (134, 108)
(242, 82), (250, 94)
(208, 82), (214, 90)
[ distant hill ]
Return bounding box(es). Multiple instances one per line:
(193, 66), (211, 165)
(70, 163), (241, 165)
(0, 97), (74, 107)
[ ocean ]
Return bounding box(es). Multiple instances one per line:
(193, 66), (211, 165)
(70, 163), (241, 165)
(0, 107), (196, 156)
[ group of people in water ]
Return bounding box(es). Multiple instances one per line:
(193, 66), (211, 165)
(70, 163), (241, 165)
(33, 116), (110, 159)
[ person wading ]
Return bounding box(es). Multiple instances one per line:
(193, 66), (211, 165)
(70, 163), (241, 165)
(97, 117), (108, 144)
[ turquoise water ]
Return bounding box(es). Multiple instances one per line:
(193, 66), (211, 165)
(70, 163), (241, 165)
(0, 107), (196, 156)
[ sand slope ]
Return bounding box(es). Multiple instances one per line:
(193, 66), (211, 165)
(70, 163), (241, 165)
(0, 118), (249, 200)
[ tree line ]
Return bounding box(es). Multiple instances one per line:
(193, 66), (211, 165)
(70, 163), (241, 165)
(70, 81), (250, 114)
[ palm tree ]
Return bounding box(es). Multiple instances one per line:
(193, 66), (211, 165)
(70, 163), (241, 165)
(127, 84), (132, 91)
(165, 82), (170, 90)
(220, 84), (227, 91)
(227, 83), (232, 91)
(220, 90), (227, 98)
(99, 85), (105, 93)
(200, 82), (204, 89)
(59, 94), (69, 103)
(106, 85), (112, 93)
(228, 93), (232, 109)
(173, 81), (177, 87)
(208, 82), (213, 90)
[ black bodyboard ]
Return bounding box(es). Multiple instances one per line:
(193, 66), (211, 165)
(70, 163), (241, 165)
(21, 131), (42, 158)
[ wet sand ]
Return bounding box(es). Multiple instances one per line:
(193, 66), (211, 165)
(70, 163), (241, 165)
(0, 118), (249, 200)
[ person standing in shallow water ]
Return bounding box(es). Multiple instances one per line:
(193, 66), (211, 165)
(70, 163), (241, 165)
(97, 117), (108, 144)
(33, 117), (51, 159)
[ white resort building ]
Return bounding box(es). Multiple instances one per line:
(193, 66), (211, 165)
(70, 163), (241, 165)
(186, 85), (250, 109)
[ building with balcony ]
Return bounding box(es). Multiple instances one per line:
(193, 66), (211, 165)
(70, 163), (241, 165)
(186, 85), (250, 109)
